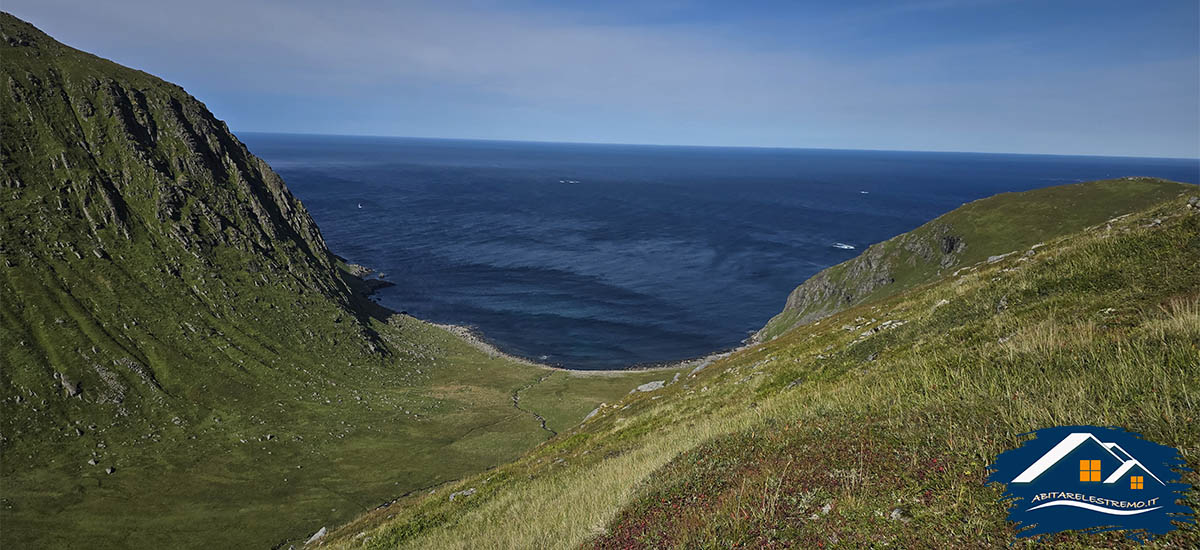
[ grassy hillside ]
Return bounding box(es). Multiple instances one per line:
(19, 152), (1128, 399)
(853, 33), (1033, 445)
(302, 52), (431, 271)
(0, 13), (670, 548)
(324, 192), (1200, 548)
(758, 178), (1194, 341)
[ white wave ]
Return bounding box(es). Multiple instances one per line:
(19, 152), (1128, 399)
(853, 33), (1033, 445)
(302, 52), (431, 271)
(832, 242), (855, 250)
(1026, 500), (1162, 516)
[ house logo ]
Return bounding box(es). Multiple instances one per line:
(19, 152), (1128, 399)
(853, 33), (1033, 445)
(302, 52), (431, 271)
(987, 426), (1193, 541)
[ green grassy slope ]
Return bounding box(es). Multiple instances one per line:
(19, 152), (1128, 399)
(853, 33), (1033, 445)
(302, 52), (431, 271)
(325, 192), (1200, 549)
(0, 13), (670, 548)
(758, 178), (1194, 341)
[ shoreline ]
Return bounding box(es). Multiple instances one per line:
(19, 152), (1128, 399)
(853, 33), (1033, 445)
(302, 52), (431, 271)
(425, 319), (748, 376)
(347, 259), (752, 376)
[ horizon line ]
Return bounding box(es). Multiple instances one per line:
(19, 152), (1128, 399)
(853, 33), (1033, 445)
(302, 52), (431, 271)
(235, 129), (1200, 163)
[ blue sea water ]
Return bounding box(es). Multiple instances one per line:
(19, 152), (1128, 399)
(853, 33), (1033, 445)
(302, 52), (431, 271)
(241, 133), (1198, 369)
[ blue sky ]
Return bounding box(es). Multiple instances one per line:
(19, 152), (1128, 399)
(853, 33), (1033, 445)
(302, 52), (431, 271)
(8, 0), (1199, 157)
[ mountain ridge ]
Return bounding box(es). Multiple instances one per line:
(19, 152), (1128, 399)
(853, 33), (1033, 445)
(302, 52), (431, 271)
(757, 177), (1195, 341)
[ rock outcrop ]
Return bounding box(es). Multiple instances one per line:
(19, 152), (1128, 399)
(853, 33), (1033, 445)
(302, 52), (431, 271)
(757, 178), (1194, 341)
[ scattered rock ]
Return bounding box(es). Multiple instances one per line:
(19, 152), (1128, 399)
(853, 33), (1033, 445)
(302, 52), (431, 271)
(449, 487), (476, 502)
(87, 458), (97, 466)
(345, 264), (373, 277)
(987, 252), (1015, 264)
(105, 467), (114, 475)
(857, 319), (907, 339)
(583, 407), (601, 422)
(889, 507), (911, 523)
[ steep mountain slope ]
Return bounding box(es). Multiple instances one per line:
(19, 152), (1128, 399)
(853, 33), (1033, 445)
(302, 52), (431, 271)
(0, 14), (671, 549)
(757, 178), (1192, 341)
(0, 12), (372, 410)
(326, 191), (1199, 548)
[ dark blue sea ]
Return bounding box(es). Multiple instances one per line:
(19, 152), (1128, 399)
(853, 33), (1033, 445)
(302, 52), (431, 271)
(241, 133), (1199, 369)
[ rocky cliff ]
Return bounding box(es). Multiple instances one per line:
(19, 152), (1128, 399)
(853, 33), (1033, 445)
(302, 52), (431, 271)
(1, 13), (343, 297)
(757, 177), (1194, 340)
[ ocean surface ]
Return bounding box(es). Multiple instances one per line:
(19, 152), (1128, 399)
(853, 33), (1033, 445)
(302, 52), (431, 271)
(241, 133), (1198, 369)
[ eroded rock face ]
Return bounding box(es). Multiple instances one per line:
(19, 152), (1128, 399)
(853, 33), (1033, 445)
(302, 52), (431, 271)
(1, 14), (340, 299)
(770, 223), (965, 336)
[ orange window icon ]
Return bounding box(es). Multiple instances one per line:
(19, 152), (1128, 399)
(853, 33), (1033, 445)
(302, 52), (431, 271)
(1079, 460), (1101, 482)
(1131, 476), (1143, 489)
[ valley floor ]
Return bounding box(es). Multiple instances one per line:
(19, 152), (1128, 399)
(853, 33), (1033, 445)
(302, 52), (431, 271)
(1, 305), (678, 549)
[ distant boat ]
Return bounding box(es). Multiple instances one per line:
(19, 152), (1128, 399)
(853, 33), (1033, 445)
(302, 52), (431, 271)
(832, 242), (855, 250)
(860, 191), (869, 194)
(357, 203), (363, 209)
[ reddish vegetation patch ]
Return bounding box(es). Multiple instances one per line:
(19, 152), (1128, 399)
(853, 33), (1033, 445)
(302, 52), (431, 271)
(590, 417), (931, 549)
(588, 412), (1194, 549)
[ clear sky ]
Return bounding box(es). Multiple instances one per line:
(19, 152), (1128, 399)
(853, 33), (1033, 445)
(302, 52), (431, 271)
(7, 0), (1199, 158)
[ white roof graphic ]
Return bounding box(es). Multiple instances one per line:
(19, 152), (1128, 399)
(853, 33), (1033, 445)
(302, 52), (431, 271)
(1010, 432), (1164, 485)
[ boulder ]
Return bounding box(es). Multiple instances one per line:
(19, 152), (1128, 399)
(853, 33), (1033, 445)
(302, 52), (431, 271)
(630, 380), (665, 393)
(59, 373), (80, 397)
(304, 527), (326, 545)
